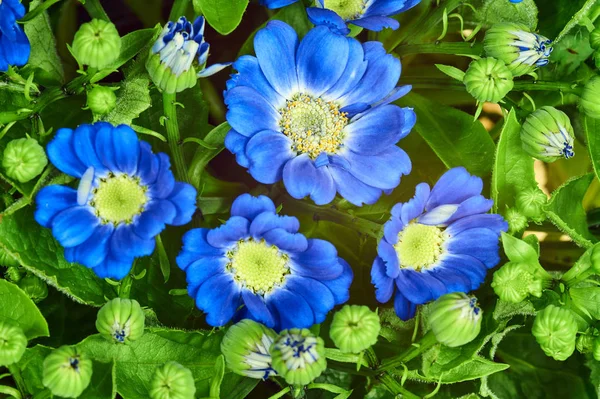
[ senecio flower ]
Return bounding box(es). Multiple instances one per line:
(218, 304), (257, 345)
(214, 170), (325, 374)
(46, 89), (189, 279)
(371, 167), (508, 320)
(225, 22), (415, 206)
(35, 122), (197, 280)
(176, 194), (353, 330)
(0, 0), (30, 72)
(147, 16), (230, 93)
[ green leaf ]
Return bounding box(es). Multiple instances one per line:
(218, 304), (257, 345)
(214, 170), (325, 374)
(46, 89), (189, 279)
(493, 299), (536, 321)
(0, 209), (115, 306)
(410, 357), (509, 384)
(544, 173), (597, 248)
(188, 122), (230, 190)
(501, 232), (539, 265)
(193, 0), (250, 35)
(491, 108), (539, 213)
(23, 0), (65, 86)
(0, 280), (48, 340)
(538, 0), (590, 40)
(474, 0), (538, 30)
(435, 64), (465, 81)
(584, 116), (600, 183)
(209, 355), (225, 398)
(398, 93), (495, 176)
(569, 287), (600, 320)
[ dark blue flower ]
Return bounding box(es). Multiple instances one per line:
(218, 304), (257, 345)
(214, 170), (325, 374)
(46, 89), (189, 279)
(35, 123), (197, 280)
(0, 0), (30, 72)
(224, 22), (415, 206)
(370, 167), (508, 320)
(176, 194), (353, 331)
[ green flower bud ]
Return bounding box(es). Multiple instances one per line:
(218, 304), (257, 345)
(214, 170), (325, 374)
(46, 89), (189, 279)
(516, 187), (547, 223)
(149, 361), (196, 399)
(505, 207), (528, 234)
(580, 76), (600, 118)
(146, 52), (197, 94)
(521, 106), (575, 162)
(2, 137), (48, 183)
(463, 58), (514, 103)
(0, 248), (19, 267)
(484, 23), (553, 77)
(72, 19), (121, 69)
(18, 274), (48, 303)
(593, 337), (600, 361)
(96, 298), (145, 344)
(87, 86), (117, 116)
(0, 322), (27, 366)
(428, 293), (482, 348)
(42, 346), (93, 398)
(4, 266), (23, 283)
(576, 334), (594, 354)
(270, 328), (327, 386)
(532, 305), (578, 361)
(491, 261), (543, 303)
(220, 319), (277, 379)
(330, 305), (380, 353)
(590, 27), (600, 51)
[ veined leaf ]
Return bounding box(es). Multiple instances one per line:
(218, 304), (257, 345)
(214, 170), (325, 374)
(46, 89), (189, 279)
(193, 0), (250, 35)
(0, 280), (48, 340)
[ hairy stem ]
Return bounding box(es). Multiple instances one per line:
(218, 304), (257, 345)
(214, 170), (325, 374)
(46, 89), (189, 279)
(82, 0), (110, 21)
(395, 42), (483, 57)
(379, 330), (438, 372)
(7, 364), (26, 399)
(162, 92), (191, 184)
(404, 76), (583, 94)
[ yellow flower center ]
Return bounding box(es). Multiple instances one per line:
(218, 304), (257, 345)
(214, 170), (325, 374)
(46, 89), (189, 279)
(394, 223), (447, 271)
(323, 0), (367, 20)
(91, 174), (147, 224)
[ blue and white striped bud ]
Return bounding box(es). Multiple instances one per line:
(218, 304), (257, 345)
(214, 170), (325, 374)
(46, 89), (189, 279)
(521, 106), (575, 162)
(484, 23), (553, 77)
(270, 328), (327, 386)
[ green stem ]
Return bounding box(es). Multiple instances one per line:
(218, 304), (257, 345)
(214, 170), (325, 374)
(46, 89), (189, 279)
(379, 373), (421, 399)
(404, 77), (583, 94)
(7, 364), (26, 399)
(82, 0), (110, 21)
(379, 330), (438, 372)
(200, 79), (227, 124)
(162, 92), (191, 184)
(20, 0), (63, 23)
(169, 0), (191, 21)
(555, 0), (598, 44)
(395, 42), (483, 57)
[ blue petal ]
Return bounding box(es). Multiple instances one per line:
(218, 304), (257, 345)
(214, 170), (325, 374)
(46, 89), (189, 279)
(394, 291), (417, 321)
(112, 125), (140, 175)
(137, 141), (159, 185)
(429, 266), (472, 294)
(35, 185), (78, 228)
(296, 25), (349, 96)
(0, 23), (29, 66)
(395, 269), (446, 304)
(4, 0), (25, 19)
(391, 202), (403, 218)
(0, 6), (18, 41)
(47, 128), (86, 178)
(177, 228), (224, 271)
(447, 228), (501, 269)
(225, 86), (280, 137)
(447, 214), (508, 236)
(282, 154), (337, 205)
(254, 21), (299, 98)
(365, 0), (420, 16)
(383, 216), (404, 244)
(418, 204), (459, 226)
(167, 182), (197, 225)
(342, 145), (411, 190)
(345, 105), (410, 155)
(242, 289), (276, 328)
(206, 216), (250, 248)
(350, 16), (399, 31)
(260, 0), (299, 9)
(110, 224), (156, 259)
(186, 257), (228, 298)
(229, 55), (285, 107)
(72, 124), (107, 175)
(93, 122), (119, 172)
(439, 254), (487, 291)
(246, 130), (295, 184)
(426, 167), (483, 210)
(321, 258), (353, 304)
(378, 239), (400, 279)
(285, 276), (335, 324)
(290, 239), (342, 279)
(225, 129), (251, 168)
(64, 223), (113, 268)
(92, 256), (132, 280)
(306, 7), (351, 36)
(231, 194), (276, 221)
(196, 274), (242, 327)
(268, 288), (314, 329)
(133, 199), (176, 240)
(400, 183), (430, 225)
(445, 196), (494, 224)
(263, 228), (308, 253)
(250, 212), (300, 237)
(149, 153), (176, 199)
(371, 256), (394, 303)
(51, 207), (98, 248)
(328, 165), (382, 206)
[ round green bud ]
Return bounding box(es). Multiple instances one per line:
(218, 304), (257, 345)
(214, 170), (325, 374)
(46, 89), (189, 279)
(580, 76), (600, 118)
(590, 27), (600, 51)
(532, 305), (578, 361)
(42, 346), (93, 398)
(491, 261), (543, 303)
(18, 274), (48, 303)
(330, 305), (380, 353)
(220, 319), (277, 379)
(0, 248), (19, 267)
(576, 334), (594, 354)
(270, 328), (327, 386)
(87, 86), (117, 115)
(521, 106), (575, 162)
(0, 322), (27, 366)
(2, 137), (48, 183)
(96, 298), (145, 344)
(72, 19), (121, 69)
(504, 207), (528, 234)
(463, 58), (514, 103)
(516, 187), (547, 223)
(428, 293), (482, 348)
(149, 361), (196, 399)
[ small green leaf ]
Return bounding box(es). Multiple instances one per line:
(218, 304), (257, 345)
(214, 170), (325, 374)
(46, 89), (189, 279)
(209, 355), (225, 398)
(410, 357), (509, 384)
(475, 0), (538, 30)
(544, 173), (597, 248)
(155, 235), (171, 283)
(193, 0), (250, 35)
(569, 287), (600, 320)
(0, 280), (48, 340)
(501, 232), (540, 265)
(584, 117), (600, 183)
(188, 122), (230, 190)
(493, 299), (536, 321)
(435, 64), (465, 81)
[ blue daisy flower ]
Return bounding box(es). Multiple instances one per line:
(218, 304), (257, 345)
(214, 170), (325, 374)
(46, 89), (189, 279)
(224, 22), (415, 206)
(35, 122), (197, 280)
(0, 0), (30, 72)
(370, 167), (508, 320)
(176, 194), (353, 331)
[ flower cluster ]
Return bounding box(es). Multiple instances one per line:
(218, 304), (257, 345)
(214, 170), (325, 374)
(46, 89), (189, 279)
(0, 0), (30, 72)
